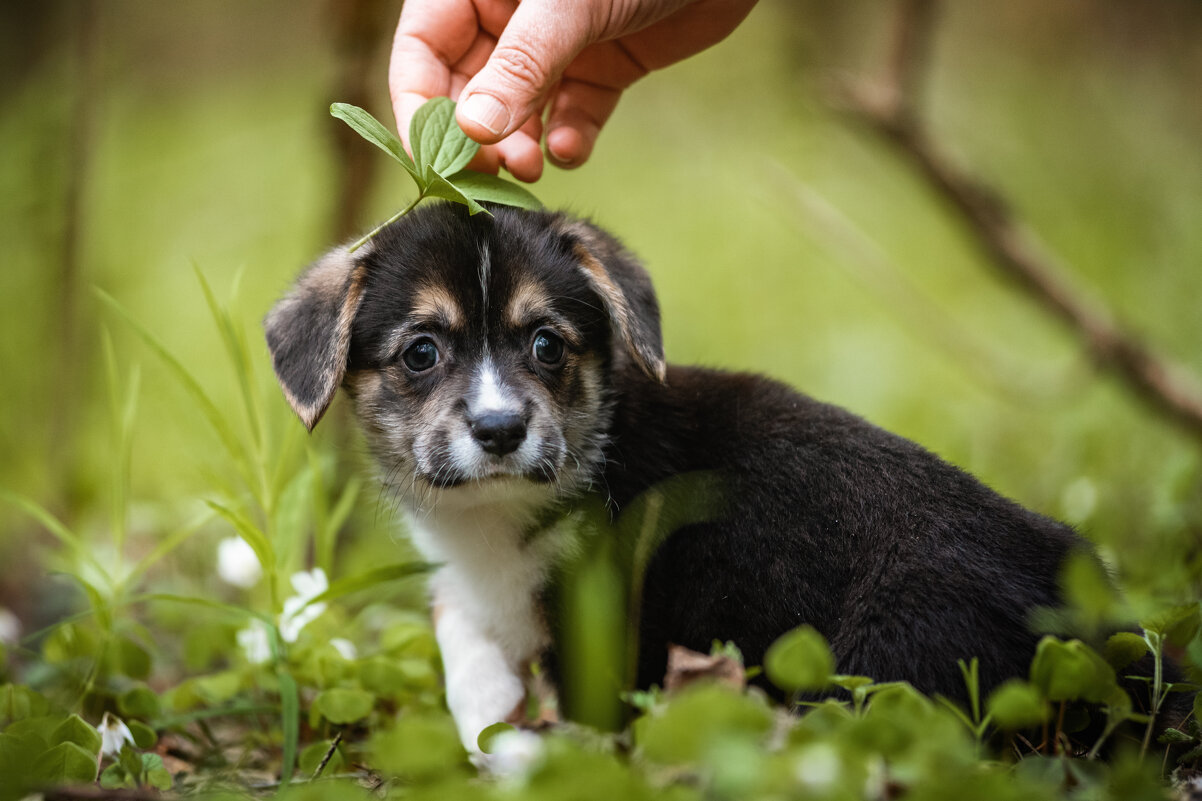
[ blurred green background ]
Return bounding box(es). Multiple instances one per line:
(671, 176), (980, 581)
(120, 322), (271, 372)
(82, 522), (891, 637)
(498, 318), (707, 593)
(2, 0), (1200, 633)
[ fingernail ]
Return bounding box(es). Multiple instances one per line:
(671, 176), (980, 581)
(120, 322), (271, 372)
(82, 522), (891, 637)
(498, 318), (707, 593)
(460, 93), (510, 137)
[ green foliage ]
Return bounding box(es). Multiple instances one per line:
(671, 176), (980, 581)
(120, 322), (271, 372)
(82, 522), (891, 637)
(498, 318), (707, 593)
(636, 683), (775, 765)
(764, 624), (835, 693)
(313, 687), (374, 724)
(1029, 636), (1122, 704)
(987, 680), (1049, 730)
(330, 98), (541, 250)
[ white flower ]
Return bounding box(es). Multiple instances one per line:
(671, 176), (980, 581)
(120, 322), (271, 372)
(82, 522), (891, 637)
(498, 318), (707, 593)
(236, 568), (330, 663)
(488, 729), (545, 779)
(793, 742), (842, 790)
(216, 537), (262, 588)
(278, 568), (329, 643)
(0, 607), (20, 646)
(237, 620), (272, 664)
(330, 638), (357, 660)
(99, 712), (135, 757)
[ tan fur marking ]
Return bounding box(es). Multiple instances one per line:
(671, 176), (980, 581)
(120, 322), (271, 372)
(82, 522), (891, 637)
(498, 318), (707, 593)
(573, 243), (666, 381)
(267, 245), (368, 432)
(506, 278), (553, 329)
(411, 284), (465, 329)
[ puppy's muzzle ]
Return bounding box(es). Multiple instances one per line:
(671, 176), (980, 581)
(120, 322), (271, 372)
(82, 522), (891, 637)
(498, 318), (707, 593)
(468, 410), (528, 457)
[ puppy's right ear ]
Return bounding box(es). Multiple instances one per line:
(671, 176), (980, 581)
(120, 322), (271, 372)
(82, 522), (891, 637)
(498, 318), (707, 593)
(264, 245), (367, 431)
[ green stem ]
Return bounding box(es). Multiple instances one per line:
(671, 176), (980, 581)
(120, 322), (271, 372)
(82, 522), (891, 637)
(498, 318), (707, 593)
(1140, 632), (1165, 759)
(349, 192), (425, 252)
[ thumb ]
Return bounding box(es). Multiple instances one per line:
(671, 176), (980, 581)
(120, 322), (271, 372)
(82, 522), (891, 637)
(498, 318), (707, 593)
(457, 0), (595, 143)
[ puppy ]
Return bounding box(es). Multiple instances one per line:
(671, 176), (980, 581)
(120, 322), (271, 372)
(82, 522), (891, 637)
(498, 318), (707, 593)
(266, 202), (1087, 751)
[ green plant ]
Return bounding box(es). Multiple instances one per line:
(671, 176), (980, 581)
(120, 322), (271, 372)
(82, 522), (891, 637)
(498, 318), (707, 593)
(330, 99), (541, 251)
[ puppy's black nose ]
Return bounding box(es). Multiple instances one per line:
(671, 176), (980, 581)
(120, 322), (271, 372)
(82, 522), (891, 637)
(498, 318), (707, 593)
(469, 411), (527, 456)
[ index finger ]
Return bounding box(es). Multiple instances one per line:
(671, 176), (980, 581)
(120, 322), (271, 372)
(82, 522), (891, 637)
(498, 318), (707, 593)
(388, 0), (481, 144)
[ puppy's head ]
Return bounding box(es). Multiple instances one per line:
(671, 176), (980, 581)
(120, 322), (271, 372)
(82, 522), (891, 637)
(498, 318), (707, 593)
(265, 203), (664, 501)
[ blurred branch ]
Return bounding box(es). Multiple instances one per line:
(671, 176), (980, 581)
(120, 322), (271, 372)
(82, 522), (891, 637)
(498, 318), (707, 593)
(837, 0), (1202, 446)
(327, 0), (392, 242)
(771, 169), (1090, 405)
(48, 0), (99, 495)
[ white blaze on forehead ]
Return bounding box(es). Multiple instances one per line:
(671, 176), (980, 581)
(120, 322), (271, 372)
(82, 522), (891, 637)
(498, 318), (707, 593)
(470, 360), (521, 416)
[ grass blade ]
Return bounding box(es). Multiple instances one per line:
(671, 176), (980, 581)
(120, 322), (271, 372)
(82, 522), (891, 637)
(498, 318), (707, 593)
(193, 265), (264, 463)
(0, 490), (111, 588)
(204, 499), (279, 610)
(277, 668), (300, 786)
(123, 508), (215, 591)
(95, 288), (253, 486)
(306, 561), (436, 608)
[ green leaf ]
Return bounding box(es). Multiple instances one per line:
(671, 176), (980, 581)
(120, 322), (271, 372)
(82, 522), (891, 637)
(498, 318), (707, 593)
(369, 711), (466, 782)
(112, 635), (152, 681)
(1158, 727), (1194, 745)
(49, 714), (102, 755)
(764, 625), (834, 693)
(830, 675), (875, 692)
(1140, 603), (1200, 642)
(128, 720), (157, 750)
(448, 169), (542, 210)
(141, 753), (173, 790)
(118, 742), (142, 781)
(118, 685), (161, 720)
(985, 679), (1049, 730)
(1060, 551), (1124, 629)
(0, 683), (49, 725)
(1104, 631), (1149, 670)
(411, 96), (479, 178)
(34, 741), (98, 785)
(358, 657), (408, 697)
(637, 684), (774, 764)
(330, 102), (420, 181)
(313, 687), (374, 724)
(477, 721), (515, 754)
(99, 762), (131, 790)
(299, 739), (344, 776)
(423, 166), (488, 215)
(1028, 636), (1118, 703)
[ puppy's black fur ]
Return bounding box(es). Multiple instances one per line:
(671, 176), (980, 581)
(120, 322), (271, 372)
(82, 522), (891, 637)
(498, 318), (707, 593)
(608, 364), (1080, 697)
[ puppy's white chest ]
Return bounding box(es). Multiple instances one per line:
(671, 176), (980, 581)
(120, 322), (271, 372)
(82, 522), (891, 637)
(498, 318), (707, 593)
(405, 484), (562, 748)
(421, 516), (552, 659)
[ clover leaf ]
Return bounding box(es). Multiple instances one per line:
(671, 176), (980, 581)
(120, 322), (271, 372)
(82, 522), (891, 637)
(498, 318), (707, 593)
(330, 98), (541, 251)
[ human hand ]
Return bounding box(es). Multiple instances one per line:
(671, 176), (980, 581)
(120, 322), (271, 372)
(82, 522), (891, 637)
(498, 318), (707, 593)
(388, 0), (758, 182)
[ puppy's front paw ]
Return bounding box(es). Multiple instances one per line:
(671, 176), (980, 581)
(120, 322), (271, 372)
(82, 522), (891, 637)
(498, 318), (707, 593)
(473, 728), (546, 779)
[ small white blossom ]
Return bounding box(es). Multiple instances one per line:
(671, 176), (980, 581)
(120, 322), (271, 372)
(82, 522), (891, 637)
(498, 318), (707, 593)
(330, 638), (358, 660)
(99, 712), (135, 757)
(216, 537), (262, 588)
(488, 729), (545, 779)
(278, 568), (329, 643)
(237, 621), (272, 664)
(793, 742), (842, 790)
(0, 607), (20, 646)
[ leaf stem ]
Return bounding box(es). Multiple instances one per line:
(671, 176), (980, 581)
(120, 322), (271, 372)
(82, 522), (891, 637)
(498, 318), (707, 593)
(1140, 631), (1165, 759)
(350, 192), (425, 252)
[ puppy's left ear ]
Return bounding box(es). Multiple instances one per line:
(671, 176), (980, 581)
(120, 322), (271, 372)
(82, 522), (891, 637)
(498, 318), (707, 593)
(560, 220), (667, 383)
(264, 245), (367, 431)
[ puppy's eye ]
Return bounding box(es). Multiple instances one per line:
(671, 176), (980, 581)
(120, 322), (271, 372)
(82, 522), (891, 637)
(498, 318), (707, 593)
(532, 329), (565, 366)
(402, 338), (439, 372)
